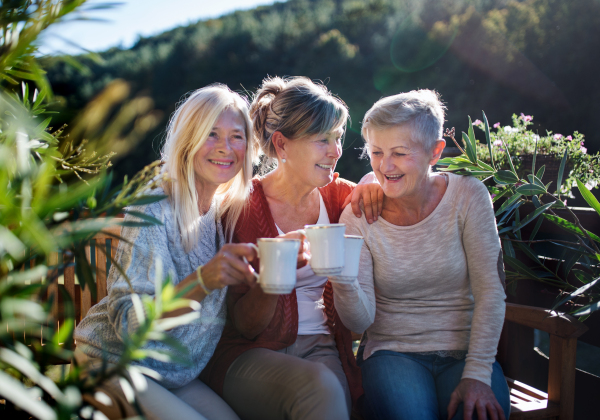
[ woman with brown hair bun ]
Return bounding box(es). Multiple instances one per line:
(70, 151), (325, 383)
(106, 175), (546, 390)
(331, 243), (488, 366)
(200, 76), (382, 420)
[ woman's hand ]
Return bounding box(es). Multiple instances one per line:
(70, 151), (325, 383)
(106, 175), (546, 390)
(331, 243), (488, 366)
(342, 172), (383, 224)
(447, 378), (506, 420)
(277, 229), (310, 268)
(200, 243), (258, 292)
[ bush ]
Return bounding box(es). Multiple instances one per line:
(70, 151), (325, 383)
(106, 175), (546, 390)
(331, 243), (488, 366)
(0, 2), (200, 419)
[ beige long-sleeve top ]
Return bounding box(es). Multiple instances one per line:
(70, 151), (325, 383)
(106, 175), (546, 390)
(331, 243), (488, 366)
(332, 173), (506, 386)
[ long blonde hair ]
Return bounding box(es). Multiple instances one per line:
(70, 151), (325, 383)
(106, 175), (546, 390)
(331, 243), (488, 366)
(161, 84), (256, 251)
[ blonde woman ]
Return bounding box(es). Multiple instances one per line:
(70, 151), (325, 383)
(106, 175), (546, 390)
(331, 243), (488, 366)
(74, 85), (259, 420)
(202, 76), (383, 420)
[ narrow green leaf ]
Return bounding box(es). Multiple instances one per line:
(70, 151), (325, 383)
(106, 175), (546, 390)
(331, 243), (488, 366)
(128, 194), (168, 206)
(512, 202), (555, 233)
(514, 208), (522, 240)
(496, 192), (522, 216)
(498, 200), (523, 225)
(543, 214), (600, 243)
(467, 171), (494, 176)
(527, 174), (545, 188)
(74, 247), (96, 299)
(513, 241), (544, 267)
(117, 220), (156, 228)
(516, 183), (547, 196)
(53, 318), (74, 346)
(501, 139), (517, 175)
(462, 132), (477, 164)
(476, 160), (495, 172)
(123, 210), (163, 226)
(468, 116), (477, 160)
(572, 269), (594, 284)
(529, 214), (545, 241)
(492, 188), (510, 203)
(536, 165), (546, 181)
(556, 148), (568, 193)
(482, 111), (495, 170)
(494, 170), (519, 184)
(0, 371), (56, 420)
(503, 255), (542, 279)
(576, 179), (600, 216)
(34, 117), (52, 133)
(503, 239), (515, 258)
(573, 300), (600, 317)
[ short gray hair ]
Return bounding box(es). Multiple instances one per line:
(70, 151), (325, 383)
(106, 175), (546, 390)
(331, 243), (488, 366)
(361, 89), (445, 152)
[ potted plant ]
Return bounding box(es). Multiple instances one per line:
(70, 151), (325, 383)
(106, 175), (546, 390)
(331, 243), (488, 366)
(437, 114), (600, 320)
(469, 114), (600, 197)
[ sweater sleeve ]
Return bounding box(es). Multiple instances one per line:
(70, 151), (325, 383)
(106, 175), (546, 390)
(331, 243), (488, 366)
(331, 206), (376, 333)
(107, 203), (178, 340)
(460, 178), (507, 386)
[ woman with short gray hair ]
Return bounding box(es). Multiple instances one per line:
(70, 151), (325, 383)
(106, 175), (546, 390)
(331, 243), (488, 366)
(332, 89), (511, 420)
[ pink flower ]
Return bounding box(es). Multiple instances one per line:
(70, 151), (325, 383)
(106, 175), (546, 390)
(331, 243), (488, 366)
(565, 135), (572, 141)
(490, 193), (497, 199)
(473, 119), (483, 126)
(493, 122), (501, 129)
(554, 133), (563, 140)
(493, 139), (503, 147)
(581, 146), (587, 154)
(520, 113), (533, 122)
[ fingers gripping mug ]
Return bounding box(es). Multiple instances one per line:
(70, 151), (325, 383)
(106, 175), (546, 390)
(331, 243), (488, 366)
(249, 238), (301, 294)
(304, 224), (346, 276)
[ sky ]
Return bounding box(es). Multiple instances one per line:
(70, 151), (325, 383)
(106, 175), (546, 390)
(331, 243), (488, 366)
(40, 0), (281, 55)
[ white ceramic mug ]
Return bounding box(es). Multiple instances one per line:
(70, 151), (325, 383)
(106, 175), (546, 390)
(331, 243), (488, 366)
(249, 238), (300, 294)
(304, 223), (346, 276)
(330, 235), (364, 284)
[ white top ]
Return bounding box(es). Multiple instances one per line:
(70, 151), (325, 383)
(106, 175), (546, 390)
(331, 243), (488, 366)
(331, 173), (507, 386)
(275, 192), (330, 335)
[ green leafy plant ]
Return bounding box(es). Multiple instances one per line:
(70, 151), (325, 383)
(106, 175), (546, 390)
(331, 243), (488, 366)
(470, 114), (600, 195)
(438, 113), (600, 320)
(0, 2), (201, 419)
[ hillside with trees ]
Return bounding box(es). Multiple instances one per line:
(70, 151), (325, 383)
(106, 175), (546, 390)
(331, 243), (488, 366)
(45, 0), (600, 182)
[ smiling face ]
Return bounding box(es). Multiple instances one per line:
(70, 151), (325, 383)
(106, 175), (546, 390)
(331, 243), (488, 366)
(367, 124), (442, 199)
(193, 107), (247, 191)
(282, 130), (344, 188)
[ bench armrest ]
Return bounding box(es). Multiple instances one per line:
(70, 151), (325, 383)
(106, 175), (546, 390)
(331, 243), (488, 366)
(505, 303), (588, 339)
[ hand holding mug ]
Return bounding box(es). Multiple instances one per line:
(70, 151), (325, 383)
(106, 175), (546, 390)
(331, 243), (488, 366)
(200, 243), (258, 292)
(276, 229), (309, 268)
(247, 238), (301, 294)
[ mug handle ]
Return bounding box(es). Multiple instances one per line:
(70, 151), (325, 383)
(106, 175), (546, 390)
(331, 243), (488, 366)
(243, 243), (260, 283)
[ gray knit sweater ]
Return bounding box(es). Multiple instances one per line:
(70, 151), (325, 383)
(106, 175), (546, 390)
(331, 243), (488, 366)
(74, 188), (227, 389)
(332, 173), (506, 386)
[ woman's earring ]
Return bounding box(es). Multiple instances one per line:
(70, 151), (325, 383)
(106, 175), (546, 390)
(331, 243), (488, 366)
(282, 158), (286, 163)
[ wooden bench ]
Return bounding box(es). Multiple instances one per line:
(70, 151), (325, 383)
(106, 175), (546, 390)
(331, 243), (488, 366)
(40, 223), (587, 419)
(43, 224), (122, 351)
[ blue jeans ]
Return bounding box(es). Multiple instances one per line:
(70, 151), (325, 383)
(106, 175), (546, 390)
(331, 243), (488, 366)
(357, 348), (511, 420)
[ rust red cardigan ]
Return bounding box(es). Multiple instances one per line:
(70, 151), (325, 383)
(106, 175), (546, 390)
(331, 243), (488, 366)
(200, 175), (363, 406)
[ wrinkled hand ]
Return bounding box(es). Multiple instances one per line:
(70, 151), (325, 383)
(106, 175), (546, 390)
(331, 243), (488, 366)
(200, 243), (258, 291)
(447, 378), (506, 420)
(277, 229), (309, 268)
(342, 172), (383, 224)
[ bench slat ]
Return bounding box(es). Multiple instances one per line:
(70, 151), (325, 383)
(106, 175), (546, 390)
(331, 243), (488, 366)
(96, 239), (108, 301)
(81, 244), (93, 318)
